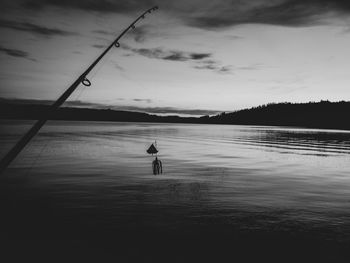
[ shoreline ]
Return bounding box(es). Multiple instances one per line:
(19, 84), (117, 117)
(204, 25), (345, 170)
(1, 118), (350, 133)
(1, 100), (350, 131)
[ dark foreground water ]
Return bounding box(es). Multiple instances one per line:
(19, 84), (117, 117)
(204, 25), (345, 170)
(1, 120), (350, 262)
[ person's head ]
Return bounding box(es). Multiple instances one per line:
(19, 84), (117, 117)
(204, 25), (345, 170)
(155, 157), (158, 160)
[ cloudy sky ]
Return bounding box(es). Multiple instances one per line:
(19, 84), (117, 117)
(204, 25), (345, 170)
(1, 0), (350, 116)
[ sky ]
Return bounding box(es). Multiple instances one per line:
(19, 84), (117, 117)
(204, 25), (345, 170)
(0, 0), (350, 116)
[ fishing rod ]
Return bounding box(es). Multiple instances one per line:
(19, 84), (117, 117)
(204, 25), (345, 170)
(0, 6), (159, 175)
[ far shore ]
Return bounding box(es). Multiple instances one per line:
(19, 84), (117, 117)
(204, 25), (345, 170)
(1, 99), (349, 131)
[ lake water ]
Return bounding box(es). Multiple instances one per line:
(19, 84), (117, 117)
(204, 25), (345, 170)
(1, 120), (350, 261)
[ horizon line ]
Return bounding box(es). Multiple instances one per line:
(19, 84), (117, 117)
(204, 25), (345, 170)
(0, 97), (349, 117)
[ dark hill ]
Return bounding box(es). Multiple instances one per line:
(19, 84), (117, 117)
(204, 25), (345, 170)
(0, 100), (198, 124)
(208, 101), (350, 130)
(0, 99), (349, 130)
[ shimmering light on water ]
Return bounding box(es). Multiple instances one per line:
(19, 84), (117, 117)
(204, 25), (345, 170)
(1, 120), (350, 241)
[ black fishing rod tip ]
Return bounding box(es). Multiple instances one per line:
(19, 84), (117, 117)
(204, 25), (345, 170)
(148, 6), (158, 13)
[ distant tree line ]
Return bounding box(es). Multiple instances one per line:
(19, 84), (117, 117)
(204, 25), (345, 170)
(207, 101), (350, 130)
(0, 100), (349, 130)
(0, 101), (199, 124)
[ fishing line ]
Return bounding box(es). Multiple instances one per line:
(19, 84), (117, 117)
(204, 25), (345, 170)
(27, 79), (88, 176)
(3, 133), (31, 176)
(0, 6), (159, 174)
(90, 47), (113, 78)
(25, 135), (52, 177)
(67, 45), (115, 104)
(2, 123), (52, 177)
(74, 85), (87, 101)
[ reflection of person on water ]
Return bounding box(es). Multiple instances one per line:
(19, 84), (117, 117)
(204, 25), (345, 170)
(152, 157), (162, 175)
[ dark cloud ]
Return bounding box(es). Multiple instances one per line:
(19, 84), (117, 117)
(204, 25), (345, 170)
(163, 52), (189, 61)
(92, 44), (105, 49)
(0, 18), (77, 37)
(127, 25), (150, 43)
(23, 0), (152, 13)
(92, 29), (113, 36)
(194, 59), (217, 69)
(123, 45), (232, 73)
(12, 0), (350, 29)
(189, 0), (350, 28)
(226, 35), (243, 40)
(133, 98), (152, 103)
(218, 66), (232, 73)
(190, 53), (211, 60)
(123, 45), (211, 62)
(113, 62), (125, 72)
(125, 24), (163, 43)
(194, 59), (232, 74)
(0, 45), (35, 61)
(128, 106), (220, 116)
(126, 46), (164, 59)
(235, 64), (262, 71)
(92, 26), (155, 43)
(0, 45), (28, 58)
(194, 61), (262, 74)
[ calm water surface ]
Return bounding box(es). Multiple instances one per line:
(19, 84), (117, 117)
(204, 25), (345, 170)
(1, 120), (350, 244)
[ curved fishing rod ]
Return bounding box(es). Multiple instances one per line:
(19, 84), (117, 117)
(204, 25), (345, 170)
(0, 6), (159, 175)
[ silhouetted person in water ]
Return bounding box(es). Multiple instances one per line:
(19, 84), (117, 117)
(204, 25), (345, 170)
(152, 157), (162, 175)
